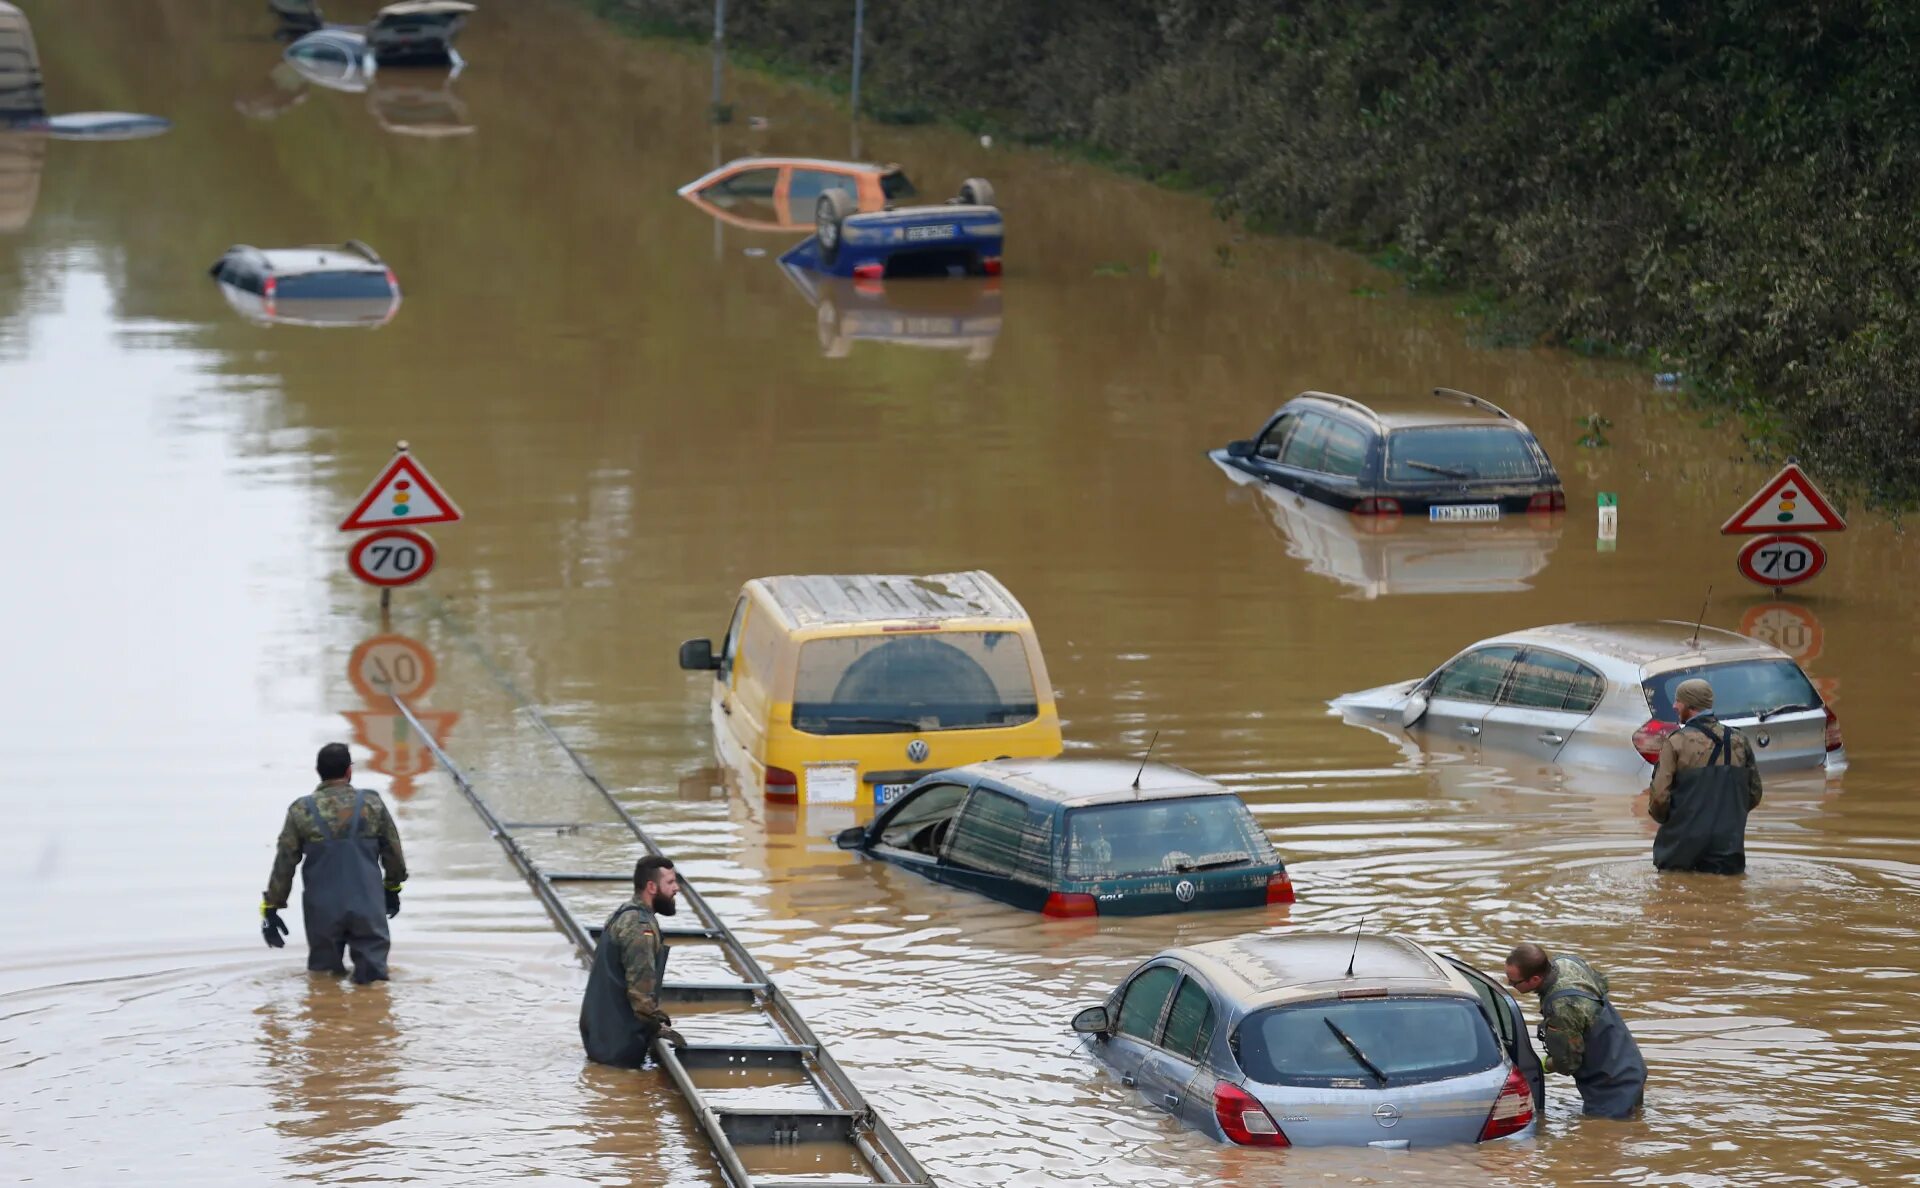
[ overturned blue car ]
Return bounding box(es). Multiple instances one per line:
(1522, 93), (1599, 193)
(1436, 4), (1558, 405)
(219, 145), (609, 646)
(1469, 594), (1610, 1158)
(779, 177), (1003, 280)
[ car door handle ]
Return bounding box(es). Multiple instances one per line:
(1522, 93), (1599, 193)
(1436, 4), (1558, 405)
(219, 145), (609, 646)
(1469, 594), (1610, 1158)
(1458, 723), (1481, 736)
(1120, 1074), (1136, 1088)
(1162, 1093), (1181, 1109)
(1537, 731), (1565, 745)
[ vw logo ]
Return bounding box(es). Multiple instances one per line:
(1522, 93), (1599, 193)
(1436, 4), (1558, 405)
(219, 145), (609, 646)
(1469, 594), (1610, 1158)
(1756, 731), (1771, 748)
(906, 739), (929, 763)
(1373, 1103), (1402, 1128)
(1174, 880), (1196, 903)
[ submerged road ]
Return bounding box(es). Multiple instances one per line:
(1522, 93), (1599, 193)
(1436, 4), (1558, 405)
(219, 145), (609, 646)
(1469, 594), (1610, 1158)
(3, 0), (1919, 1184)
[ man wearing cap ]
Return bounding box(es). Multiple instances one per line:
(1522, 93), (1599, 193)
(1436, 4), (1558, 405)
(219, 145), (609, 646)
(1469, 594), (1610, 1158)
(1647, 678), (1763, 874)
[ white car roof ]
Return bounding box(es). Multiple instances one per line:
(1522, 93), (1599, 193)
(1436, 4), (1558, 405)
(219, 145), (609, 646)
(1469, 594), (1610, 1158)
(1473, 620), (1793, 679)
(248, 246), (387, 274)
(1163, 933), (1479, 1012)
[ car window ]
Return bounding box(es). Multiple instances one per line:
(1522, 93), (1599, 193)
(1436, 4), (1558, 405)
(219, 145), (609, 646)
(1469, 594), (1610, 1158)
(1160, 976), (1215, 1062)
(788, 168), (858, 207)
(1319, 419), (1370, 479)
(1116, 965), (1180, 1042)
(945, 788), (1043, 878)
(1501, 648), (1606, 712)
(1235, 997), (1500, 1087)
(1385, 427), (1543, 483)
(1444, 957), (1516, 1049)
(1643, 659), (1820, 721)
(1429, 645), (1521, 703)
(791, 631), (1040, 735)
(1065, 795), (1276, 879)
(1255, 413), (1297, 460)
(1279, 414), (1330, 470)
(876, 781), (968, 851)
(717, 596), (748, 683)
(703, 167), (778, 201)
(273, 271), (395, 300)
(879, 169), (917, 201)
(290, 41), (352, 65)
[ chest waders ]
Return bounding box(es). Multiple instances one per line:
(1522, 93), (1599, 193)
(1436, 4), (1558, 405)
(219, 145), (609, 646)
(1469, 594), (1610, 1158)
(1541, 959), (1647, 1120)
(300, 789), (391, 983)
(580, 903), (671, 1067)
(1653, 718), (1751, 874)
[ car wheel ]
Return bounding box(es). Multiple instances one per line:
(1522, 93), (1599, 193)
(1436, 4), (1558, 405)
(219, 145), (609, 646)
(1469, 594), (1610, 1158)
(958, 177), (995, 207)
(816, 189), (855, 265)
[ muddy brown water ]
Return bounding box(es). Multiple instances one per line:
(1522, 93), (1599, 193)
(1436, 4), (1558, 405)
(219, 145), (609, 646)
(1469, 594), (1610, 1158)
(3, 1), (1918, 1183)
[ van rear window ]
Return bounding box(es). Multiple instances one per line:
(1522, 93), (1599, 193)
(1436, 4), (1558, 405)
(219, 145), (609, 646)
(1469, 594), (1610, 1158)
(275, 271), (395, 300)
(1386, 427), (1541, 483)
(1235, 997), (1499, 1087)
(1643, 659), (1820, 722)
(1065, 795), (1275, 879)
(791, 631), (1039, 735)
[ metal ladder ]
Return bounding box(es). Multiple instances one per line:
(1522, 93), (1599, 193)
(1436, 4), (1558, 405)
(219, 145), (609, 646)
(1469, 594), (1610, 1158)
(393, 695), (936, 1188)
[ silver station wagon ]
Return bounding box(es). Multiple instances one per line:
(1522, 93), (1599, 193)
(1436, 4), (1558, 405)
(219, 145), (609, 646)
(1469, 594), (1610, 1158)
(1072, 933), (1541, 1148)
(1333, 621), (1844, 776)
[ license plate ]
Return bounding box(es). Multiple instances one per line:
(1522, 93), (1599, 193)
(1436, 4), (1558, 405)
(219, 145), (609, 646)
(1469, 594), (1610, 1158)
(875, 782), (912, 806)
(1430, 504), (1501, 522)
(905, 224), (957, 242)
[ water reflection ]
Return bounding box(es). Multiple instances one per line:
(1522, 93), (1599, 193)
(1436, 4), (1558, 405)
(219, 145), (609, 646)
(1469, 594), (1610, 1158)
(344, 630), (458, 800)
(257, 979), (405, 1160)
(0, 130), (42, 232)
(782, 266), (1001, 360)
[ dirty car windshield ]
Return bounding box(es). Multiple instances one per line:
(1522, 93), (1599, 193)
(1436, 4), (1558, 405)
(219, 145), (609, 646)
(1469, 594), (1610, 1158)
(1386, 427), (1540, 483)
(1644, 659), (1819, 721)
(1236, 998), (1498, 1087)
(1065, 796), (1273, 879)
(791, 631), (1038, 735)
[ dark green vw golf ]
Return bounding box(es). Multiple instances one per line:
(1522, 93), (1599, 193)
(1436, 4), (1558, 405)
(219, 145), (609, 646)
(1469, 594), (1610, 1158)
(834, 758), (1295, 916)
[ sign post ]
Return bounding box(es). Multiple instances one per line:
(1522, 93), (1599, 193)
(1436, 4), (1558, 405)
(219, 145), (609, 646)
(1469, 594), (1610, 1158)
(1721, 463), (1844, 593)
(340, 442), (462, 617)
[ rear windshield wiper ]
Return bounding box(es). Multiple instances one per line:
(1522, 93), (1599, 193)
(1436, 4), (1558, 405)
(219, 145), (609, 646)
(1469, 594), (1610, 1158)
(808, 715), (928, 732)
(1754, 702), (1814, 722)
(1403, 460), (1474, 480)
(1323, 1017), (1389, 1086)
(1175, 853), (1253, 871)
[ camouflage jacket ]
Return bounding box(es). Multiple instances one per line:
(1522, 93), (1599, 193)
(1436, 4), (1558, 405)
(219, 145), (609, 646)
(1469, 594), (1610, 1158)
(608, 899), (672, 1030)
(264, 780), (408, 908)
(1648, 715), (1763, 823)
(1535, 955), (1610, 1075)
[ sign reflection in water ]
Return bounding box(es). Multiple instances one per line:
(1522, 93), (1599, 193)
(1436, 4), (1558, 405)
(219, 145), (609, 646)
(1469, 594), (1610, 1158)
(344, 631), (456, 799)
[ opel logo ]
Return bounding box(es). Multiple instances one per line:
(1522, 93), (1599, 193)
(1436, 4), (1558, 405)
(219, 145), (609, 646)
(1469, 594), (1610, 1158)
(906, 739), (929, 763)
(1756, 732), (1771, 748)
(1174, 880), (1196, 903)
(1373, 1103), (1402, 1128)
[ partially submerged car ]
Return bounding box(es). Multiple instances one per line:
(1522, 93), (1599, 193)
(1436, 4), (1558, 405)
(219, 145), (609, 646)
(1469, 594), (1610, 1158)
(208, 241), (401, 328)
(1071, 933), (1540, 1148)
(834, 758), (1293, 917)
(1212, 389), (1565, 520)
(282, 0), (474, 92)
(678, 157), (916, 233)
(780, 178), (1002, 280)
(781, 262), (1001, 360)
(1333, 621), (1844, 775)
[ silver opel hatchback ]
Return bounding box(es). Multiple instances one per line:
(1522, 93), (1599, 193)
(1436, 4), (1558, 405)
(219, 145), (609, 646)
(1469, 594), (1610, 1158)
(1072, 933), (1541, 1148)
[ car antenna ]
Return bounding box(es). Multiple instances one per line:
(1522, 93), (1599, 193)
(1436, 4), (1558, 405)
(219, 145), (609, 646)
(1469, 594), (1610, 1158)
(1345, 916), (1368, 978)
(1131, 731), (1160, 792)
(1689, 585), (1714, 649)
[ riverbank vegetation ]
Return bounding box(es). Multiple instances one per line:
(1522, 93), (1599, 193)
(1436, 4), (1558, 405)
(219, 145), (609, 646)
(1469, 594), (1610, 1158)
(591, 0), (1919, 506)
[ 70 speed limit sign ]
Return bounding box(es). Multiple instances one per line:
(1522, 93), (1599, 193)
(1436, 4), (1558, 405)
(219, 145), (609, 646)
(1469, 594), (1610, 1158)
(1736, 533), (1826, 590)
(348, 528), (437, 588)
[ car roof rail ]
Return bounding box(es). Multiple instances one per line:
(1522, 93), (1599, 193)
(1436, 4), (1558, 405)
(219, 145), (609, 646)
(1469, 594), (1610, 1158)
(1296, 390), (1383, 425)
(1431, 387), (1513, 419)
(342, 239), (383, 263)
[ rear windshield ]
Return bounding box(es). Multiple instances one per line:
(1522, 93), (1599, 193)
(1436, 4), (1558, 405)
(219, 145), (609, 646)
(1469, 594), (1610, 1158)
(880, 169), (917, 201)
(1235, 997), (1499, 1088)
(1643, 659), (1820, 722)
(1065, 795), (1275, 880)
(1386, 427), (1541, 483)
(792, 630), (1038, 735)
(275, 271), (395, 300)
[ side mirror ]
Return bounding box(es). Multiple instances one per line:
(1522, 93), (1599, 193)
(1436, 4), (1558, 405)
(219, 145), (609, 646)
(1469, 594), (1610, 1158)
(1400, 692), (1430, 729)
(678, 639), (718, 671)
(833, 825), (867, 850)
(1070, 1005), (1112, 1035)
(1225, 439), (1255, 459)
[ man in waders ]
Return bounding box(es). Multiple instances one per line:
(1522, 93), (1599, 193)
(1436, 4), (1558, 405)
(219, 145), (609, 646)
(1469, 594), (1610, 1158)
(1648, 678), (1763, 874)
(261, 743), (407, 983)
(580, 854), (687, 1067)
(1506, 943), (1646, 1119)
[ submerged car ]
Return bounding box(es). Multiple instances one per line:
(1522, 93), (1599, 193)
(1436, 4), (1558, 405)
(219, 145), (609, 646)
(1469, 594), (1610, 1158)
(834, 758), (1294, 917)
(1212, 389), (1565, 520)
(282, 0), (474, 92)
(208, 241), (401, 328)
(678, 157), (916, 233)
(1071, 933), (1540, 1148)
(781, 262), (1001, 360)
(780, 178), (1002, 280)
(1333, 621), (1844, 775)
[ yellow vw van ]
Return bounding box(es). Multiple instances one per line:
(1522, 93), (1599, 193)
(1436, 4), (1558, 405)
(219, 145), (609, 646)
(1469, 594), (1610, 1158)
(679, 571), (1063, 806)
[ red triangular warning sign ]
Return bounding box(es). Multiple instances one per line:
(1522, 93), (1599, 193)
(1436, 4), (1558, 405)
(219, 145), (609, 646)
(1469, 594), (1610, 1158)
(339, 451), (463, 532)
(1721, 464), (1846, 535)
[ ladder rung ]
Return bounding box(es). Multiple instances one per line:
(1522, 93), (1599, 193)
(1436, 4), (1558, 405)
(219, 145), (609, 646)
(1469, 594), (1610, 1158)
(714, 1107), (861, 1144)
(543, 871), (630, 882)
(500, 821), (632, 831)
(674, 1043), (817, 1070)
(662, 980), (767, 1003)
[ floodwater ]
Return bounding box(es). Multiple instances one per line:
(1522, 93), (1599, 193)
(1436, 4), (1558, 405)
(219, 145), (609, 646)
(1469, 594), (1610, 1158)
(4, 1), (1918, 1183)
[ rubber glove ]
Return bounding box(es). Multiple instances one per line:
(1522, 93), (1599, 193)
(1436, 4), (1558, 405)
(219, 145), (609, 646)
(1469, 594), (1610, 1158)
(261, 901), (288, 948)
(659, 1026), (689, 1050)
(384, 884), (402, 919)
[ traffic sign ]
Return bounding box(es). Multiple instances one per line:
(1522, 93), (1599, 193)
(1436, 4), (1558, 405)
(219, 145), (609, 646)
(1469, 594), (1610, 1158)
(339, 446), (463, 531)
(348, 632), (438, 701)
(1736, 533), (1827, 589)
(348, 528), (437, 588)
(1721, 464), (1846, 534)
(1739, 602), (1823, 664)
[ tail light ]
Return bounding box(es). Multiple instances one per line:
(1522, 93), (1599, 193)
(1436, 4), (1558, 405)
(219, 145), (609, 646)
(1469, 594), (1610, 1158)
(385, 268), (401, 296)
(1353, 497), (1401, 516)
(1527, 491), (1567, 513)
(263, 276), (278, 299)
(1632, 717), (1676, 764)
(765, 764), (798, 802)
(1213, 1082), (1289, 1147)
(982, 256), (1003, 276)
(1266, 870), (1296, 904)
(851, 262), (884, 281)
(1824, 705), (1844, 752)
(1042, 892), (1098, 918)
(1477, 1065), (1535, 1141)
